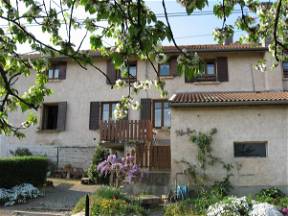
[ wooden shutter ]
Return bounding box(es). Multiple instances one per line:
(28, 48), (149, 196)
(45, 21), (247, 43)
(140, 99), (151, 120)
(57, 102), (67, 131)
(89, 102), (100, 130)
(58, 62), (67, 80)
(41, 105), (48, 130)
(217, 57), (228, 82)
(169, 57), (178, 76)
(106, 60), (116, 84)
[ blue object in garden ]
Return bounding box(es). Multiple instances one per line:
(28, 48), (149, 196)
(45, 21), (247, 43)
(176, 184), (189, 200)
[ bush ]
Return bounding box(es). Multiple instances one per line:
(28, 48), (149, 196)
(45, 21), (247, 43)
(91, 198), (145, 216)
(256, 187), (285, 199)
(73, 186), (145, 215)
(9, 148), (32, 157)
(164, 199), (195, 216)
(0, 156), (48, 188)
(86, 146), (109, 184)
(255, 187), (288, 208)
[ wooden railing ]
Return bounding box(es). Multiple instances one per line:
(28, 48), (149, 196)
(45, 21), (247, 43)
(99, 120), (153, 143)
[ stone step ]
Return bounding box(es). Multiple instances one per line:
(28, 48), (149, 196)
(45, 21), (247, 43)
(13, 210), (68, 216)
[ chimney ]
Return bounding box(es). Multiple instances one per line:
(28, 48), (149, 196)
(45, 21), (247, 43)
(224, 33), (233, 45)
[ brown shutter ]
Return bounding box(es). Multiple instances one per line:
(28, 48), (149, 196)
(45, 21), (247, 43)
(140, 99), (151, 120)
(57, 102), (67, 131)
(106, 60), (116, 84)
(169, 57), (178, 76)
(59, 62), (67, 80)
(89, 102), (100, 130)
(217, 57), (228, 82)
(41, 105), (48, 130)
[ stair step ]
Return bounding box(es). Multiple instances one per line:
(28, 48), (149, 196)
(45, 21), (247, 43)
(13, 210), (68, 216)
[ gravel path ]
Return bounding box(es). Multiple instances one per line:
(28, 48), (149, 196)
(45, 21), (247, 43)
(0, 178), (99, 216)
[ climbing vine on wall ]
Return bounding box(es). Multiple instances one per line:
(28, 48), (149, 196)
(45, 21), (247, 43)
(175, 128), (237, 194)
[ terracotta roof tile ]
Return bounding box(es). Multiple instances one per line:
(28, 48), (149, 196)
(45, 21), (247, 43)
(170, 92), (288, 106)
(163, 43), (266, 53)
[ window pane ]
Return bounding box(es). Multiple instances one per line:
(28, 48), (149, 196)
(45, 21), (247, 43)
(54, 68), (60, 79)
(163, 102), (171, 127)
(234, 142), (267, 157)
(283, 62), (288, 71)
(43, 105), (58, 129)
(111, 103), (117, 120)
(48, 69), (54, 79)
(206, 63), (215, 75)
(128, 65), (137, 77)
(102, 103), (110, 121)
(160, 64), (170, 76)
(154, 102), (162, 128)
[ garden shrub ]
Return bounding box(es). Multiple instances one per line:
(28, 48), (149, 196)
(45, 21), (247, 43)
(0, 156), (48, 188)
(9, 148), (32, 156)
(86, 146), (109, 184)
(73, 186), (131, 214)
(164, 199), (195, 216)
(255, 187), (288, 208)
(91, 198), (146, 216)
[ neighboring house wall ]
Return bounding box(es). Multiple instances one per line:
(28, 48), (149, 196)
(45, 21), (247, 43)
(1, 48), (286, 169)
(170, 105), (288, 194)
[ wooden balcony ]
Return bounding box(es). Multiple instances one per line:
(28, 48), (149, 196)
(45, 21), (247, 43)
(99, 120), (153, 143)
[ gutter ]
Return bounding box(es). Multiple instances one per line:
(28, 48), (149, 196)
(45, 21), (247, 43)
(170, 100), (288, 107)
(165, 48), (268, 54)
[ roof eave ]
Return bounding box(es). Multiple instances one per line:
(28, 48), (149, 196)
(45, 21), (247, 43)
(165, 48), (268, 54)
(170, 100), (288, 107)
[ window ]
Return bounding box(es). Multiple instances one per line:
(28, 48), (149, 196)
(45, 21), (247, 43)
(283, 61), (288, 78)
(234, 142), (267, 157)
(118, 62), (137, 81)
(48, 68), (60, 79)
(206, 62), (216, 76)
(101, 102), (118, 121)
(42, 104), (58, 129)
(47, 62), (66, 80)
(42, 102), (67, 131)
(159, 64), (170, 76)
(153, 101), (171, 128)
(128, 63), (137, 79)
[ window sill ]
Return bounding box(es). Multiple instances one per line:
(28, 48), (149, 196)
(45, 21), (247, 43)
(160, 76), (174, 80)
(37, 128), (62, 133)
(193, 81), (221, 85)
(48, 79), (62, 83)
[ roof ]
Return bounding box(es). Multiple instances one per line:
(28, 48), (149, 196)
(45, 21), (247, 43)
(163, 43), (267, 53)
(170, 91), (288, 107)
(23, 43), (267, 60)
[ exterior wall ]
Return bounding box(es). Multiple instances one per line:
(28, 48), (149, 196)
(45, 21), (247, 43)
(170, 105), (288, 193)
(1, 50), (286, 169)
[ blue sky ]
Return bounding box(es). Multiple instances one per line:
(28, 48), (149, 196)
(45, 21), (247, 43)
(146, 0), (243, 45)
(10, 0), (247, 53)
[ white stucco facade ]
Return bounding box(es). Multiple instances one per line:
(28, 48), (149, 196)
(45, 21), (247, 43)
(170, 105), (288, 193)
(1, 46), (287, 180)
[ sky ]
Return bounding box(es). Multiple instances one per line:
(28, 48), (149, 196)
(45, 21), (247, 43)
(2, 0), (248, 53)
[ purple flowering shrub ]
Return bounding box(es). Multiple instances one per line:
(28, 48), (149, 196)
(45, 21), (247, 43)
(281, 208), (288, 216)
(97, 153), (141, 187)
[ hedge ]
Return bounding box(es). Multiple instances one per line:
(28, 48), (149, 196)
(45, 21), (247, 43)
(0, 156), (48, 188)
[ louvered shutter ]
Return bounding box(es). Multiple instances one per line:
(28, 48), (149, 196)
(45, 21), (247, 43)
(59, 62), (67, 80)
(217, 57), (228, 82)
(57, 102), (67, 131)
(140, 99), (151, 120)
(106, 60), (116, 84)
(169, 57), (178, 76)
(89, 102), (100, 130)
